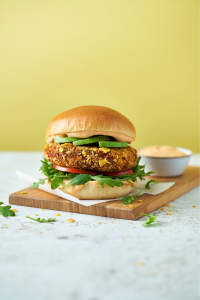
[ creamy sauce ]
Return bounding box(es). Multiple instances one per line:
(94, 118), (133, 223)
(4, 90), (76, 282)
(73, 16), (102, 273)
(47, 131), (133, 143)
(138, 146), (187, 157)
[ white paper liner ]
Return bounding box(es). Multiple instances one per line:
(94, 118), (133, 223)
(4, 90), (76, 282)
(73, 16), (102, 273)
(16, 171), (175, 207)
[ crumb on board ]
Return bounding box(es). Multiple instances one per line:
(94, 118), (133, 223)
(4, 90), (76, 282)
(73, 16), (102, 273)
(25, 215), (29, 217)
(11, 209), (17, 212)
(175, 210), (178, 212)
(21, 191), (27, 194)
(41, 209), (45, 211)
(164, 204), (171, 206)
(46, 229), (49, 231)
(138, 200), (142, 202)
(70, 213), (73, 215)
(129, 205), (133, 208)
(97, 222), (101, 224)
(130, 222), (133, 224)
(192, 205), (196, 208)
(168, 209), (172, 212)
(104, 218), (107, 220)
(67, 218), (74, 223)
(35, 213), (38, 216)
(166, 212), (173, 215)
(110, 221), (113, 223)
(161, 207), (165, 211)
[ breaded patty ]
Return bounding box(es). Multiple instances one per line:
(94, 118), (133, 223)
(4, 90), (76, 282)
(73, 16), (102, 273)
(44, 142), (138, 172)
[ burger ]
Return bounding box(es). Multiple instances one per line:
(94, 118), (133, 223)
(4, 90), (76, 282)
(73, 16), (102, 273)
(32, 106), (151, 200)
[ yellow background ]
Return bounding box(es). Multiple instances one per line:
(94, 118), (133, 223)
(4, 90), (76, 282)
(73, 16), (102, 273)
(0, 0), (199, 152)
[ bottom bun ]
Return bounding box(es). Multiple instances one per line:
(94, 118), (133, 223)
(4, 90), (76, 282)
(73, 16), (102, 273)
(56, 180), (137, 200)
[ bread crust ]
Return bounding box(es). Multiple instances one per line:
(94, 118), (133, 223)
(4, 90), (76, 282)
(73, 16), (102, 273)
(58, 179), (137, 200)
(46, 106), (136, 143)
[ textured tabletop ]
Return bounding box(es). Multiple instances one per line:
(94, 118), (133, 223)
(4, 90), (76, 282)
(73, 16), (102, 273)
(0, 152), (199, 300)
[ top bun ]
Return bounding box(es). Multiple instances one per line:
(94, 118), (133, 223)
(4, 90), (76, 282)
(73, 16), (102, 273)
(46, 105), (136, 143)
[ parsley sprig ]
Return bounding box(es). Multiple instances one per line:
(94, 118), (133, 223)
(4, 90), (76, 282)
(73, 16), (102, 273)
(0, 202), (15, 217)
(26, 216), (57, 223)
(31, 156), (155, 191)
(139, 213), (156, 226)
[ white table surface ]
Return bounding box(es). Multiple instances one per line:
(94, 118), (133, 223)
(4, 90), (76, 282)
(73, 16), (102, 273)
(0, 152), (199, 300)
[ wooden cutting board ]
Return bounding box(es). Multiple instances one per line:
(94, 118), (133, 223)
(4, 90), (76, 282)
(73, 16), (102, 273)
(9, 166), (200, 220)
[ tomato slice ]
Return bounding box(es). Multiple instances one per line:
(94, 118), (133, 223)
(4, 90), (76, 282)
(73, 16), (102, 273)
(53, 164), (99, 175)
(101, 169), (133, 176)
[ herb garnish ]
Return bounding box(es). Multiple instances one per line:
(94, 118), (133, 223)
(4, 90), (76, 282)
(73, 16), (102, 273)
(31, 156), (155, 191)
(0, 202), (15, 217)
(121, 191), (142, 205)
(145, 180), (164, 189)
(139, 213), (156, 226)
(26, 216), (57, 223)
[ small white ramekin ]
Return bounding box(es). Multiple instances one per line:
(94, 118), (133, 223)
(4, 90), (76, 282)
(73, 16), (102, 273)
(138, 147), (192, 177)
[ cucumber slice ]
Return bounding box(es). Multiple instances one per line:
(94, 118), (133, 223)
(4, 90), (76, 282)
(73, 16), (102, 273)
(73, 135), (111, 146)
(54, 137), (82, 143)
(99, 141), (128, 147)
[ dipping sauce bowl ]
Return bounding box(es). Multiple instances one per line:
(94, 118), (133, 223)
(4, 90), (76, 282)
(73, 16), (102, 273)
(138, 146), (192, 177)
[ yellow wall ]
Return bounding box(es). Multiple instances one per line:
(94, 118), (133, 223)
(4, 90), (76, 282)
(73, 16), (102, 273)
(0, 0), (199, 152)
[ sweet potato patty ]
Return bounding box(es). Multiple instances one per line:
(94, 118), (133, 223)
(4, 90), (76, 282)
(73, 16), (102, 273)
(44, 142), (138, 172)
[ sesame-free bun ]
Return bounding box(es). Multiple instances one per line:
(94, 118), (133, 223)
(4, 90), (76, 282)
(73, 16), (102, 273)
(46, 106), (136, 143)
(57, 179), (137, 200)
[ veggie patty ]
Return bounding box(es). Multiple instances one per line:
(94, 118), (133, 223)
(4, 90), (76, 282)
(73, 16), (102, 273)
(44, 142), (138, 172)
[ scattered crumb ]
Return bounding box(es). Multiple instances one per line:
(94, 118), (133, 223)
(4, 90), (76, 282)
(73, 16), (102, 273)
(41, 209), (45, 211)
(166, 212), (173, 215)
(129, 205), (133, 208)
(161, 207), (165, 211)
(77, 225), (78, 226)
(192, 206), (196, 208)
(104, 218), (107, 220)
(113, 218), (115, 219)
(38, 232), (43, 234)
(35, 213), (38, 216)
(11, 209), (17, 212)
(130, 222), (133, 224)
(21, 191), (27, 194)
(137, 262), (144, 266)
(164, 204), (171, 206)
(54, 213), (61, 217)
(150, 190), (153, 193)
(3, 225), (7, 228)
(101, 200), (105, 202)
(110, 221), (113, 223)
(46, 229), (49, 231)
(97, 222), (101, 224)
(138, 200), (142, 202)
(181, 213), (183, 214)
(175, 210), (178, 212)
(25, 215), (29, 217)
(94, 221), (96, 222)
(67, 218), (74, 223)
(70, 213), (73, 215)
(168, 209), (172, 212)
